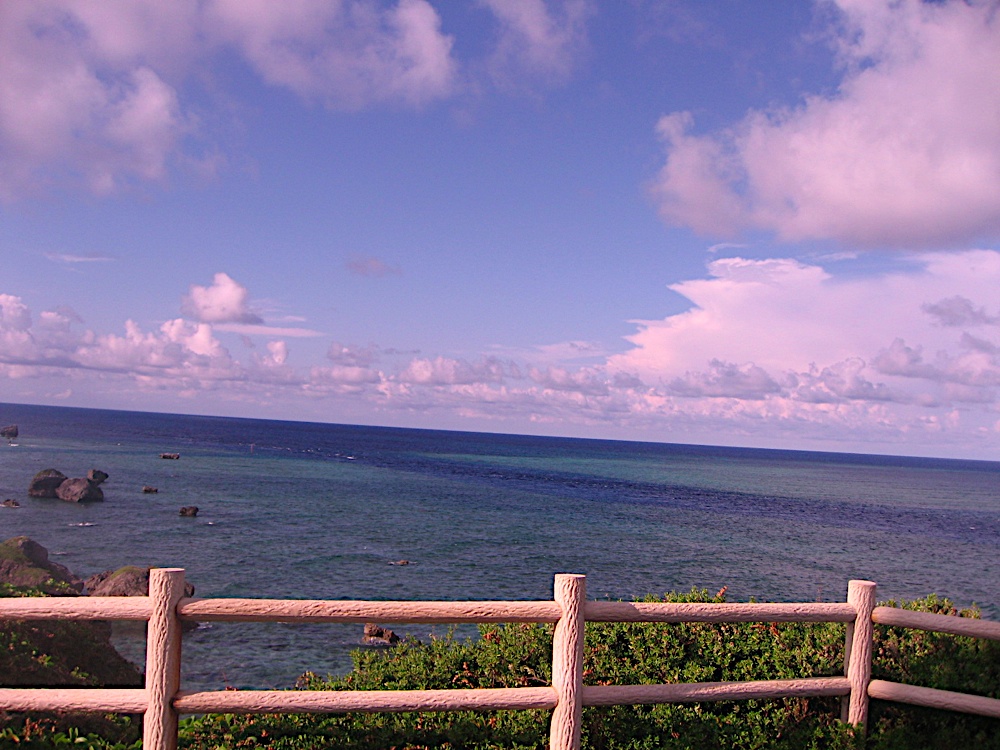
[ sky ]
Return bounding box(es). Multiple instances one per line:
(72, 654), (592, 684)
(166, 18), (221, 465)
(2, 0), (1000, 460)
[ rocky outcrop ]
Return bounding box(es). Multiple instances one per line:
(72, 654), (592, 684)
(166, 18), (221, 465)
(160, 452), (180, 460)
(28, 468), (68, 498)
(0, 536), (84, 594)
(56, 477), (105, 503)
(362, 623), (400, 646)
(88, 469), (109, 484)
(2, 498), (19, 508)
(1, 424), (17, 440)
(179, 505), (199, 516)
(85, 565), (196, 598)
(143, 485), (158, 493)
(28, 468), (108, 502)
(85, 565), (198, 632)
(1, 538), (143, 697)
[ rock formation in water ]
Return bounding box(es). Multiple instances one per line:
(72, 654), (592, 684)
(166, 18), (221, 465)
(1, 424), (17, 440)
(56, 477), (104, 502)
(179, 505), (199, 516)
(28, 468), (68, 497)
(362, 622), (400, 645)
(27, 468), (108, 502)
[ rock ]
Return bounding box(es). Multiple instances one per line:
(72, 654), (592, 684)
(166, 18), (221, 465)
(56, 477), (105, 503)
(85, 565), (196, 599)
(87, 469), (109, 485)
(86, 566), (198, 632)
(142, 485), (158, 493)
(389, 559), (410, 566)
(28, 468), (68, 498)
(2, 498), (19, 507)
(0, 536), (84, 594)
(0, 539), (144, 694)
(1, 424), (17, 439)
(179, 505), (199, 516)
(362, 622), (400, 646)
(160, 452), (180, 460)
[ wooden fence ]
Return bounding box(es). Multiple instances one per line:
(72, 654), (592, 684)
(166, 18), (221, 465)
(2, 570), (1000, 749)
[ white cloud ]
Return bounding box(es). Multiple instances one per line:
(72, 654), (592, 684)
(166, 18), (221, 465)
(397, 355), (506, 385)
(607, 251), (1000, 426)
(3, 249), (999, 456)
(182, 272), (263, 325)
(0, 2), (192, 197)
(0, 0), (598, 198)
(207, 0), (457, 109)
(479, 0), (593, 86)
(653, 0), (1000, 248)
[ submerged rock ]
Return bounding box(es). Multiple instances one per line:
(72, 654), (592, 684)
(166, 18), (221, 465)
(362, 623), (400, 646)
(2, 498), (19, 508)
(179, 505), (199, 516)
(142, 485), (158, 493)
(160, 452), (180, 460)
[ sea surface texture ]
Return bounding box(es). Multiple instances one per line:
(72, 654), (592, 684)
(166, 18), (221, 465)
(1, 402), (998, 690)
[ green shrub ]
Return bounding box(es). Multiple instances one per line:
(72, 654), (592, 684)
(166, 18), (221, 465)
(4, 589), (998, 749)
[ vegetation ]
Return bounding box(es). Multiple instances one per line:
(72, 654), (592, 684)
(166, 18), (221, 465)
(2, 588), (998, 749)
(0, 583), (143, 747)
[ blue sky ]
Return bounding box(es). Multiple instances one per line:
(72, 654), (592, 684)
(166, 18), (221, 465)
(2, 0), (1000, 459)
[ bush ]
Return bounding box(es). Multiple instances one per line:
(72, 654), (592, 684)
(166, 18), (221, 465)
(4, 589), (998, 749)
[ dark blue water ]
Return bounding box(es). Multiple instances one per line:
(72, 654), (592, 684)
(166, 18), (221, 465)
(1, 402), (998, 690)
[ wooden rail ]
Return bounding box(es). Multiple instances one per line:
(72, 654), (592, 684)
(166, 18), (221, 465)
(2, 572), (999, 749)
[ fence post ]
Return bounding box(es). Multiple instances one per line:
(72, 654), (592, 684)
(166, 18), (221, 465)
(549, 574), (586, 750)
(144, 568), (186, 750)
(842, 579), (876, 730)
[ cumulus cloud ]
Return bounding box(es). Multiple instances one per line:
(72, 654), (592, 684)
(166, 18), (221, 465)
(922, 296), (999, 327)
(0, 0), (599, 197)
(182, 272), (263, 325)
(328, 342), (380, 367)
(606, 250), (1000, 441)
(398, 355), (507, 385)
(207, 0), (456, 109)
(653, 0), (1000, 247)
(0, 1), (194, 198)
(0, 292), (246, 386)
(4, 249), (1000, 455)
(667, 360), (781, 400)
(479, 0), (593, 86)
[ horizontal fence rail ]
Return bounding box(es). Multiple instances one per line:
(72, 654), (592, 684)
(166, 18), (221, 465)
(2, 571), (998, 750)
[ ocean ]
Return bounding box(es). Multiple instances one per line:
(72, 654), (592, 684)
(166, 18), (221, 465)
(1, 402), (998, 691)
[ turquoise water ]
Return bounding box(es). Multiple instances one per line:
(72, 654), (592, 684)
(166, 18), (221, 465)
(1, 402), (998, 690)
